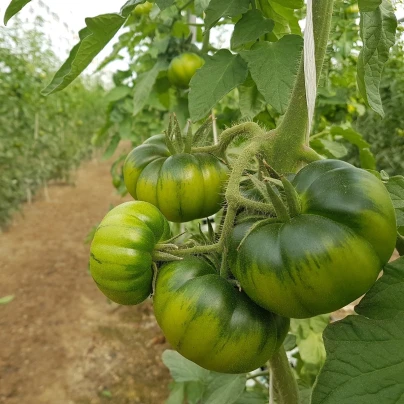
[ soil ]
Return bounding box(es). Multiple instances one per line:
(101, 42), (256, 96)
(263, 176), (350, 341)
(0, 152), (171, 404)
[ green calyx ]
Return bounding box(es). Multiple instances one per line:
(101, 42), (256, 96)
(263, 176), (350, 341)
(164, 114), (215, 155)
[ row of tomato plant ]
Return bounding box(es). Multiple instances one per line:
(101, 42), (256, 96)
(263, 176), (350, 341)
(0, 18), (105, 228)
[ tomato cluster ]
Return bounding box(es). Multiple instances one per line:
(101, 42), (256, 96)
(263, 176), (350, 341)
(90, 124), (396, 373)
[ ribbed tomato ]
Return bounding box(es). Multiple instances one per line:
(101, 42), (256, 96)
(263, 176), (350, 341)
(153, 256), (290, 373)
(123, 134), (228, 222)
(90, 201), (170, 305)
(229, 160), (396, 319)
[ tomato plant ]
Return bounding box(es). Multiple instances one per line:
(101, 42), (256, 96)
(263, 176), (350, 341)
(5, 0), (404, 403)
(167, 53), (205, 88)
(90, 201), (170, 305)
(0, 18), (104, 228)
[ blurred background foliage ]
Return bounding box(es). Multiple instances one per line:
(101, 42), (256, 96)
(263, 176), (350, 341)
(92, 0), (404, 200)
(0, 17), (106, 228)
(2, 0), (404, 229)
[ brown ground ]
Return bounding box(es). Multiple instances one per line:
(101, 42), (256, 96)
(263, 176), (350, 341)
(0, 153), (171, 404)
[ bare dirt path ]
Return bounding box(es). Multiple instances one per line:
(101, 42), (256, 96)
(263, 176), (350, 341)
(0, 155), (170, 404)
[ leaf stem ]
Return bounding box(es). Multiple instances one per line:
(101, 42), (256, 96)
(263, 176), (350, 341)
(192, 121), (263, 156)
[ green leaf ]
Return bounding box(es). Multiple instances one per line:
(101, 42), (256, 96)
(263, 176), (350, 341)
(119, 118), (132, 140)
(172, 21), (191, 38)
(189, 50), (248, 121)
(104, 86), (132, 103)
(330, 126), (376, 169)
(259, 2), (301, 41)
(185, 381), (205, 404)
(356, 257), (404, 319)
(357, 0), (397, 117)
(42, 17), (124, 95)
(238, 77), (266, 119)
(42, 3), (142, 95)
(133, 59), (168, 116)
(162, 350), (210, 383)
(358, 0), (382, 12)
(195, 0), (211, 15)
(4, 0), (32, 25)
(385, 176), (404, 228)
(202, 373), (246, 404)
(291, 315), (328, 369)
(205, 0), (250, 28)
(315, 139), (348, 159)
(102, 134), (121, 160)
(231, 10), (274, 49)
(234, 391), (268, 404)
(283, 333), (297, 351)
(155, 0), (175, 10)
(312, 257), (404, 404)
(241, 35), (303, 114)
(0, 295), (15, 305)
(270, 0), (304, 9)
(166, 382), (185, 404)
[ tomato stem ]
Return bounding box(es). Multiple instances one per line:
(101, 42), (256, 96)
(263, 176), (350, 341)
(269, 347), (299, 404)
(152, 251), (183, 262)
(168, 243), (221, 256)
(246, 370), (269, 380)
(219, 246), (229, 277)
(192, 121), (263, 157)
(261, 0), (335, 173)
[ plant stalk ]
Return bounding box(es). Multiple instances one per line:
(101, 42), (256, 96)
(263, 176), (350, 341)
(263, 0), (335, 173)
(269, 347), (299, 404)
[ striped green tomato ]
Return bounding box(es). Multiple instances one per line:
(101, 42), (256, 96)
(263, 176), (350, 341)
(167, 53), (205, 88)
(123, 134), (228, 223)
(229, 160), (397, 319)
(153, 256), (290, 374)
(90, 201), (170, 305)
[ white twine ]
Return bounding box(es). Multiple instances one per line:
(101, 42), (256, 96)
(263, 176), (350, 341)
(304, 0), (317, 144)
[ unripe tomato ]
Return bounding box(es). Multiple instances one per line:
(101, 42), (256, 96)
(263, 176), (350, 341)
(153, 256), (290, 373)
(123, 134), (228, 222)
(167, 53), (205, 88)
(90, 201), (170, 305)
(346, 5), (359, 14)
(133, 1), (153, 15)
(229, 160), (396, 319)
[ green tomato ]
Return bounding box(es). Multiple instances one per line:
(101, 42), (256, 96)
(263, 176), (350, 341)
(167, 53), (205, 88)
(90, 201), (170, 305)
(229, 160), (397, 319)
(133, 1), (153, 15)
(153, 256), (290, 373)
(123, 134), (229, 222)
(346, 5), (359, 14)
